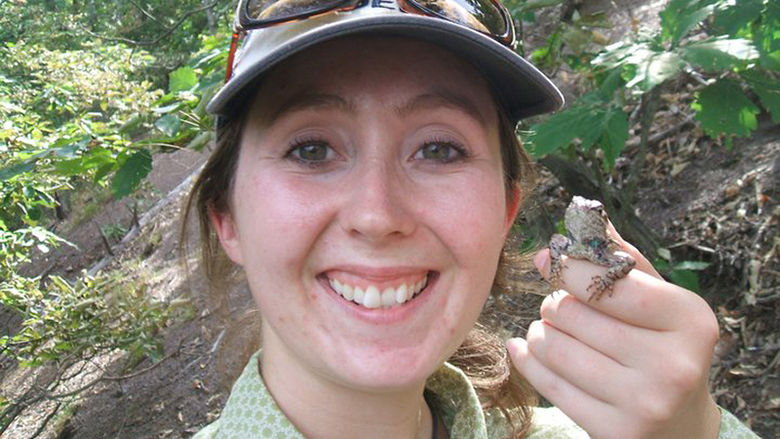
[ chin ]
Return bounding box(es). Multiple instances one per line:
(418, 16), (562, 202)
(322, 342), (447, 392)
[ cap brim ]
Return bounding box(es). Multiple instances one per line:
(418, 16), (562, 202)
(207, 12), (563, 121)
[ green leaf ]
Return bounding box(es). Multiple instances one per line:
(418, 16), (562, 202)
(741, 69), (780, 123)
(660, 0), (719, 44)
(529, 99), (605, 156)
(94, 163), (115, 184)
(626, 51), (685, 90)
(119, 113), (144, 134)
(154, 114), (181, 137)
(186, 131), (213, 151)
(712, 0), (764, 36)
(169, 67), (198, 93)
(680, 37), (759, 72)
(53, 158), (86, 176)
(692, 78), (760, 147)
(153, 101), (182, 114)
(670, 269), (701, 293)
(111, 150), (152, 199)
(754, 2), (780, 70)
(653, 258), (671, 273)
(599, 106), (629, 170)
(0, 160), (35, 182)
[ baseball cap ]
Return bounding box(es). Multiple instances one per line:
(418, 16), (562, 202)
(207, 0), (564, 122)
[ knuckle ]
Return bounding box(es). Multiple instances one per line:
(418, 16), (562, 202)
(637, 393), (677, 424)
(669, 357), (705, 390)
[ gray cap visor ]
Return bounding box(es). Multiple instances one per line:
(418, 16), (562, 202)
(207, 9), (564, 121)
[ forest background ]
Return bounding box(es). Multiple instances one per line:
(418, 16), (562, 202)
(0, 0), (777, 437)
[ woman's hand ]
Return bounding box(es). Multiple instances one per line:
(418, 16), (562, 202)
(507, 226), (722, 439)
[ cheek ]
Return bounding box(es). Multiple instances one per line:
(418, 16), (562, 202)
(429, 172), (508, 262)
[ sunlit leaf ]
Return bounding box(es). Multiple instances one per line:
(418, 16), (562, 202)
(529, 100), (604, 156)
(712, 0), (764, 36)
(626, 51), (684, 90)
(0, 161), (35, 182)
(154, 114), (181, 137)
(169, 67), (198, 93)
(680, 37), (759, 71)
(111, 149), (152, 199)
(660, 0), (719, 44)
(692, 78), (760, 147)
(674, 260), (711, 270)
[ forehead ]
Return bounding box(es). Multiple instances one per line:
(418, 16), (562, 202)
(246, 36), (499, 124)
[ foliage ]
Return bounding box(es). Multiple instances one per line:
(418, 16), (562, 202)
(0, 270), (170, 368)
(0, 2), (232, 434)
(529, 0), (777, 167)
(653, 248), (711, 293)
(0, 41), (162, 228)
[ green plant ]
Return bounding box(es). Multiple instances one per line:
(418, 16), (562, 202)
(530, 0), (777, 170)
(653, 248), (711, 293)
(520, 0), (778, 255)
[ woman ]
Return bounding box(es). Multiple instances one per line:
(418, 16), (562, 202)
(188, 1), (758, 437)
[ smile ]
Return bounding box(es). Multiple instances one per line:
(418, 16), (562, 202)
(326, 272), (432, 309)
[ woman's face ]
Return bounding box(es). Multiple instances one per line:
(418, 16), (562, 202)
(213, 37), (520, 391)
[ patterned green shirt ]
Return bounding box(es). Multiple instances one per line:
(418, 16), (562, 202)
(193, 351), (759, 438)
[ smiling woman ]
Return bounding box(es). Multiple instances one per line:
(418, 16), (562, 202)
(182, 1), (758, 438)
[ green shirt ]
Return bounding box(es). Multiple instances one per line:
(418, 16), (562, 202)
(193, 351), (758, 438)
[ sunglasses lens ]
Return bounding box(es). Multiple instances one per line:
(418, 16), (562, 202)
(410, 0), (508, 37)
(246, 0), (353, 21)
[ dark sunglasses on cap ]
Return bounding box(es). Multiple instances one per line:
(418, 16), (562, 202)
(226, 0), (516, 81)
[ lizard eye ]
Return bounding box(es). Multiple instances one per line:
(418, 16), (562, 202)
(588, 238), (603, 249)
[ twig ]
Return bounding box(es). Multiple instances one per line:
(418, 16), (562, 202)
(101, 348), (178, 382)
(96, 222), (114, 256)
(624, 113), (696, 150)
(127, 0), (162, 25)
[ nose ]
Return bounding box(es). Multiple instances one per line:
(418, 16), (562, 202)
(340, 157), (416, 242)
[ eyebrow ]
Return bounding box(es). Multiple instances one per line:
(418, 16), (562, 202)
(393, 89), (488, 127)
(264, 89), (487, 126)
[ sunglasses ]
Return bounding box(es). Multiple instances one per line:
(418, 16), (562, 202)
(225, 0), (516, 81)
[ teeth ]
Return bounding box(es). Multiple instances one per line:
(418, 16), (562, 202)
(395, 284), (408, 304)
(353, 287), (365, 304)
(328, 275), (429, 309)
(381, 288), (396, 307)
(341, 282), (354, 300)
(363, 286), (381, 308)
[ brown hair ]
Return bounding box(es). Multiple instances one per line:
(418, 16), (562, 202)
(182, 90), (538, 439)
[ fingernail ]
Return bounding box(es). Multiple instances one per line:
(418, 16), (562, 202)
(534, 249), (550, 277)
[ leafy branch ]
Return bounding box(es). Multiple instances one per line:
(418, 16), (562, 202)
(76, 0), (223, 47)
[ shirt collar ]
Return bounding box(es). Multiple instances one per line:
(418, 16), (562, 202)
(210, 350), (491, 438)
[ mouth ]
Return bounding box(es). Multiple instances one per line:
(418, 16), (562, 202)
(322, 271), (436, 310)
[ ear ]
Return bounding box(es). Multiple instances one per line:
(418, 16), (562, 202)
(208, 206), (244, 265)
(503, 183), (522, 236)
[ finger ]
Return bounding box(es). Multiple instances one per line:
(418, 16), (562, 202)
(525, 319), (632, 403)
(535, 250), (693, 330)
(507, 337), (620, 434)
(539, 291), (660, 367)
(606, 220), (662, 279)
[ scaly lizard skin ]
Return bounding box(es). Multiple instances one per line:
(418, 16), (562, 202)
(549, 196), (636, 301)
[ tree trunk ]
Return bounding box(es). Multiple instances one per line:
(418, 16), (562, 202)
(202, 0), (216, 34)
